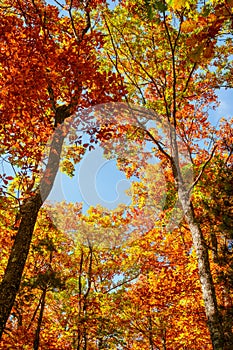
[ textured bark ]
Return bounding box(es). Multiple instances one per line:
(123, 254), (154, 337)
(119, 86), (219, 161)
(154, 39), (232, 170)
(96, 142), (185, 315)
(0, 113), (70, 339)
(178, 189), (225, 350)
(169, 125), (225, 349)
(0, 193), (42, 338)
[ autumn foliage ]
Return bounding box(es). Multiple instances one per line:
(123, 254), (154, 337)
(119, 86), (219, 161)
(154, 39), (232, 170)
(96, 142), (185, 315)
(0, 0), (233, 349)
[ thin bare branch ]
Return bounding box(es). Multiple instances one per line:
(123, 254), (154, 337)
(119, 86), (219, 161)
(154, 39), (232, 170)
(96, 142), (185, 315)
(53, 0), (65, 9)
(104, 273), (140, 294)
(189, 144), (218, 192)
(0, 191), (20, 203)
(68, 0), (91, 44)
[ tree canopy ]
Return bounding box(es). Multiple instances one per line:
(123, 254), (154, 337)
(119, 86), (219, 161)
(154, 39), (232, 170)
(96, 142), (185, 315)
(0, 0), (233, 349)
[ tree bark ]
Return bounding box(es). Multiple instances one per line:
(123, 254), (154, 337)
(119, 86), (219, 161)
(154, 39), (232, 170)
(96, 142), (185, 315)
(33, 288), (47, 350)
(0, 113), (70, 339)
(178, 189), (225, 350)
(148, 314), (154, 350)
(162, 328), (166, 350)
(169, 125), (225, 349)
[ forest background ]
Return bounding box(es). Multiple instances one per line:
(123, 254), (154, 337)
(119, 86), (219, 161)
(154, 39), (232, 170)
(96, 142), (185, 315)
(0, 0), (233, 349)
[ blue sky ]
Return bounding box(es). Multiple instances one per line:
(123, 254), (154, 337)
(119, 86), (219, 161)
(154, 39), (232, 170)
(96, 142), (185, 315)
(47, 0), (118, 11)
(42, 1), (233, 212)
(48, 147), (132, 211)
(47, 88), (233, 212)
(2, 1), (232, 213)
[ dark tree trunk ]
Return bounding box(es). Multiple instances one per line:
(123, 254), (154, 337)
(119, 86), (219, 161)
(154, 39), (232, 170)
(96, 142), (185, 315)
(148, 314), (154, 350)
(162, 328), (166, 350)
(0, 110), (71, 339)
(0, 193), (42, 338)
(33, 288), (47, 350)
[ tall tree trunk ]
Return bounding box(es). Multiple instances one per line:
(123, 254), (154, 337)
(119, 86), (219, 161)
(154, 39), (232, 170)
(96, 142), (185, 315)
(148, 314), (154, 350)
(0, 192), (42, 338)
(178, 189), (225, 350)
(169, 125), (225, 349)
(33, 288), (47, 350)
(162, 328), (166, 350)
(0, 110), (71, 339)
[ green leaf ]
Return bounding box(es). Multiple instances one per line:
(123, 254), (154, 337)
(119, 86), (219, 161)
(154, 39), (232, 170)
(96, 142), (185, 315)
(154, 0), (168, 12)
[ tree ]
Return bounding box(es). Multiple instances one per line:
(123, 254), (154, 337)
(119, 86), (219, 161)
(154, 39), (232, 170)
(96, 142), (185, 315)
(109, 161), (212, 349)
(0, 202), (134, 349)
(100, 0), (233, 348)
(1, 0), (233, 348)
(0, 0), (124, 338)
(194, 152), (233, 345)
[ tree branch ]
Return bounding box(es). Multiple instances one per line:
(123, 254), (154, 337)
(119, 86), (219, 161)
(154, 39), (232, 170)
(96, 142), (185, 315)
(189, 144), (218, 193)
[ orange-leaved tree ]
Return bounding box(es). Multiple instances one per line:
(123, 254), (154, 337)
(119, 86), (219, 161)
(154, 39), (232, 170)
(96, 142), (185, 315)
(0, 0), (124, 338)
(100, 0), (233, 348)
(112, 162), (212, 349)
(0, 201), (133, 349)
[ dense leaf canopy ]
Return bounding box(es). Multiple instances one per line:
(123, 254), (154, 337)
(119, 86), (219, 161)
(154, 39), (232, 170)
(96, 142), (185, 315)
(0, 0), (233, 349)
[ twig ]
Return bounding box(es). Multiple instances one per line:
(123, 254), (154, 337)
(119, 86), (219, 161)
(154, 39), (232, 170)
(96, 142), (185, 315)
(189, 144), (218, 193)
